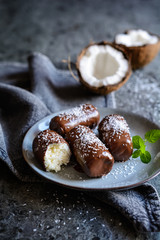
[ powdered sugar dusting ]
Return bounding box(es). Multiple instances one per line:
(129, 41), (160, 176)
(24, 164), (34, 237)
(59, 104), (97, 123)
(102, 115), (129, 132)
(100, 114), (130, 140)
(36, 129), (65, 151)
(69, 125), (112, 159)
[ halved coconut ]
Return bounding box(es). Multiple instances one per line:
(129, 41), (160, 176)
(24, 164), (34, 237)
(76, 42), (132, 95)
(115, 29), (160, 69)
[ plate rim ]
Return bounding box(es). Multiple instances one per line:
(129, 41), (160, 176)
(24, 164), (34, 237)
(22, 107), (160, 191)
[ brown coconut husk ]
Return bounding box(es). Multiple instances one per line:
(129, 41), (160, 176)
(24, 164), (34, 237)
(76, 41), (132, 95)
(115, 30), (160, 70)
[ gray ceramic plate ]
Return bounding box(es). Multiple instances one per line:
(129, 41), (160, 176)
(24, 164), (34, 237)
(22, 108), (160, 191)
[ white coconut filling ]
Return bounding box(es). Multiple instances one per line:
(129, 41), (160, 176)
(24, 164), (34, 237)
(44, 143), (71, 172)
(79, 45), (129, 87)
(115, 29), (158, 47)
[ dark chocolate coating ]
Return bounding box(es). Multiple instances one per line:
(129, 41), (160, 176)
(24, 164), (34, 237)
(98, 114), (133, 162)
(66, 125), (114, 178)
(49, 104), (100, 136)
(32, 129), (69, 169)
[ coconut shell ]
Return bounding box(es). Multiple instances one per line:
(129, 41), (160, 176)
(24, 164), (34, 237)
(115, 30), (160, 70)
(76, 41), (132, 95)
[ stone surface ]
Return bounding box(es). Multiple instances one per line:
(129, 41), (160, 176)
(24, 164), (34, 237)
(0, 0), (160, 239)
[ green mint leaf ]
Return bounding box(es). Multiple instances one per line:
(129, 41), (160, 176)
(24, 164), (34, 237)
(132, 150), (141, 158)
(132, 136), (142, 149)
(132, 135), (145, 152)
(140, 151), (151, 163)
(145, 129), (160, 143)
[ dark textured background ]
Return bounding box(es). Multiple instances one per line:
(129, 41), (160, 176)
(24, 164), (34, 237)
(0, 0), (160, 239)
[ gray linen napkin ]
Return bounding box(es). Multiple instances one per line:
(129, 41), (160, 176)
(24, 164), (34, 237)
(0, 53), (160, 232)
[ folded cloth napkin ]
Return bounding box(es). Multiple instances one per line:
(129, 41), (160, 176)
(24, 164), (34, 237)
(0, 53), (160, 232)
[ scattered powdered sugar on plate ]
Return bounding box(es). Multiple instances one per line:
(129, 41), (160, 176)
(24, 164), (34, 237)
(102, 157), (141, 180)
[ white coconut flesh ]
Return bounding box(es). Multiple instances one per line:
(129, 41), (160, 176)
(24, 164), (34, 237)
(44, 143), (71, 172)
(115, 29), (158, 47)
(79, 45), (129, 88)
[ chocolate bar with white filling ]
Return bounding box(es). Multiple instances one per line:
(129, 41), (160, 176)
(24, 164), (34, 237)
(33, 129), (71, 172)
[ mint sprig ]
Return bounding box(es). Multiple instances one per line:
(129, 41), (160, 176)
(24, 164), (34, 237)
(132, 136), (146, 152)
(132, 129), (160, 163)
